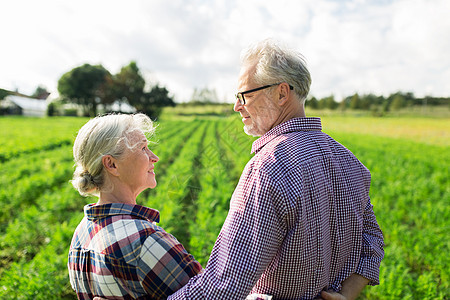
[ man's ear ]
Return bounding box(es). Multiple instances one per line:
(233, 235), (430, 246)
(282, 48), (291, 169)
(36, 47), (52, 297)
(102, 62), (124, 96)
(278, 83), (291, 106)
(102, 155), (119, 176)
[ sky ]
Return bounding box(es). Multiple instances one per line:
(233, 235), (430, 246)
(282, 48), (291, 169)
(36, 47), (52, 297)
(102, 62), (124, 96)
(1, 0), (449, 103)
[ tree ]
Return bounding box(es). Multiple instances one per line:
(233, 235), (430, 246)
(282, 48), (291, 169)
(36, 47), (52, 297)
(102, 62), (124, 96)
(131, 85), (175, 118)
(113, 61), (146, 105)
(190, 87), (219, 104)
(112, 61), (174, 118)
(306, 96), (319, 109)
(359, 94), (375, 110)
(390, 94), (406, 110)
(349, 93), (361, 110)
(319, 95), (338, 110)
(0, 88), (11, 100)
(31, 86), (50, 99)
(58, 64), (113, 117)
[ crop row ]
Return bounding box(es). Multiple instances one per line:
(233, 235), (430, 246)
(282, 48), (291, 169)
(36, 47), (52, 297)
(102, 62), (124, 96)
(0, 145), (75, 231)
(0, 119), (207, 299)
(188, 122), (240, 265)
(144, 120), (208, 248)
(0, 183), (83, 299)
(0, 117), (87, 163)
(0, 116), (448, 299)
(328, 132), (449, 299)
(0, 146), (73, 189)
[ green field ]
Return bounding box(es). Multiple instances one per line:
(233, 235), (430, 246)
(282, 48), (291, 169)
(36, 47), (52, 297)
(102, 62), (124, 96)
(0, 111), (448, 299)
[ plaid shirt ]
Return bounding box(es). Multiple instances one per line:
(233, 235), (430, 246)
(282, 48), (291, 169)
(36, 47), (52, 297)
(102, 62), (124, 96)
(68, 203), (202, 299)
(169, 117), (384, 300)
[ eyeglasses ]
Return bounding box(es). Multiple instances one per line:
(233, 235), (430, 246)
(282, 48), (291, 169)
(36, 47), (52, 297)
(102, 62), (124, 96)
(235, 82), (293, 105)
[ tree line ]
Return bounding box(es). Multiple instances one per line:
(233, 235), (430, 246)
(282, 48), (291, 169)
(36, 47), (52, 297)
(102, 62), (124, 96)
(307, 92), (449, 115)
(56, 61), (175, 118)
(0, 62), (175, 118)
(2, 66), (449, 118)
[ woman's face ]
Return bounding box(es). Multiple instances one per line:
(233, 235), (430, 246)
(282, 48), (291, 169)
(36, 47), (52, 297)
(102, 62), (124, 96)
(115, 130), (159, 196)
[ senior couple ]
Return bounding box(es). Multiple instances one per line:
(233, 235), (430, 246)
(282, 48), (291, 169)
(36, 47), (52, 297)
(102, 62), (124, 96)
(68, 39), (384, 300)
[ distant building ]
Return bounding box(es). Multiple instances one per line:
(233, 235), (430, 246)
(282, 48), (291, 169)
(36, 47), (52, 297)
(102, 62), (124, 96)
(1, 91), (137, 117)
(46, 92), (137, 115)
(103, 100), (137, 114)
(1, 95), (47, 117)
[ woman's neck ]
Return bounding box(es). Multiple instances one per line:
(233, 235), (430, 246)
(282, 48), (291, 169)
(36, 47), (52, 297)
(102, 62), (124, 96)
(98, 189), (136, 206)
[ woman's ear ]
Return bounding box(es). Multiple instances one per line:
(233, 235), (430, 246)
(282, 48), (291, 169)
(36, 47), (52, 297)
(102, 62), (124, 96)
(102, 155), (119, 176)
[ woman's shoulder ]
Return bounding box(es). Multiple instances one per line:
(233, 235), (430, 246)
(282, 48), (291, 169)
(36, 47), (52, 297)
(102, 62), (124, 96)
(117, 215), (162, 239)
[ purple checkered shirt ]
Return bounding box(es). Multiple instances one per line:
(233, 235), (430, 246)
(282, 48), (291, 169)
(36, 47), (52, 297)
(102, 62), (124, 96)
(68, 203), (202, 299)
(169, 117), (384, 300)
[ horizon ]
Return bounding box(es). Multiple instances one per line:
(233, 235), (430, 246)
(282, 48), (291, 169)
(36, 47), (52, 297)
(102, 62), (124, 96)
(1, 0), (449, 102)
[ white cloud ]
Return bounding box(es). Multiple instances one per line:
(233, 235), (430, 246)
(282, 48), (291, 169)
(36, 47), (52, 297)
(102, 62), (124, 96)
(302, 0), (450, 99)
(0, 0), (448, 102)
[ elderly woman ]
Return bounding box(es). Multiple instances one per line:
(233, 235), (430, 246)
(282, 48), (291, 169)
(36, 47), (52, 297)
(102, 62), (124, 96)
(68, 113), (202, 299)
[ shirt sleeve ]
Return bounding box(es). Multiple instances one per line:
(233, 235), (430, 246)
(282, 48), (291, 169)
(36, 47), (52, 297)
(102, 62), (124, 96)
(168, 168), (285, 299)
(137, 230), (203, 299)
(355, 198), (385, 285)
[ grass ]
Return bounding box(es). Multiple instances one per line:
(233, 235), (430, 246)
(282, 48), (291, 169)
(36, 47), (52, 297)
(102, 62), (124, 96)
(0, 108), (448, 299)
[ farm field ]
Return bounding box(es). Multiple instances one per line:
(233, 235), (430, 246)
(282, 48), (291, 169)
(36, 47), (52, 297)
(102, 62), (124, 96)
(0, 113), (448, 299)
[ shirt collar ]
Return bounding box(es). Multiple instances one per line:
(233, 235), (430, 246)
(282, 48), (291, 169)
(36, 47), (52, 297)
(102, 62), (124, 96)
(84, 203), (160, 223)
(251, 117), (322, 154)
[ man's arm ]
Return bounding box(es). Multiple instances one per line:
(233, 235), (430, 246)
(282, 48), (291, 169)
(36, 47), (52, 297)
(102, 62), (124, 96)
(168, 170), (285, 299)
(92, 230), (203, 300)
(355, 199), (385, 285)
(321, 273), (370, 300)
(138, 230), (203, 298)
(321, 198), (384, 300)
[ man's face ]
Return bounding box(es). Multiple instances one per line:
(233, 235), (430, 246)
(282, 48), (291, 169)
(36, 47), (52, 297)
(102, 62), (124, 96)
(234, 63), (281, 136)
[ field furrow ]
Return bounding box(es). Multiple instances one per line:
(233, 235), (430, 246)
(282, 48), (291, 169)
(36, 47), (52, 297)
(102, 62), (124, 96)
(138, 120), (203, 201)
(0, 145), (74, 231)
(0, 146), (73, 187)
(0, 115), (447, 299)
(189, 121), (238, 265)
(144, 120), (209, 248)
(327, 132), (450, 299)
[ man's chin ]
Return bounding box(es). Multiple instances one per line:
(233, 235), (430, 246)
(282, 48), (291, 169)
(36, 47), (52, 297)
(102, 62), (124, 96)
(244, 125), (262, 137)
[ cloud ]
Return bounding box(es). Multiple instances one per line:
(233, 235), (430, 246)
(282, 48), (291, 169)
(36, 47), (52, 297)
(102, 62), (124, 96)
(0, 0), (448, 102)
(302, 0), (450, 98)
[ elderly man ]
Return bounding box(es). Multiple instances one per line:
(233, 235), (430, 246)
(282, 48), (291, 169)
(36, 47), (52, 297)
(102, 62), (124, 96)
(168, 39), (384, 300)
(94, 39), (384, 300)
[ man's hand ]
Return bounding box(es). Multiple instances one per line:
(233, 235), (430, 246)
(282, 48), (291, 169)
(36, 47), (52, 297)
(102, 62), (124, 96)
(94, 274), (368, 300)
(320, 290), (347, 300)
(319, 273), (369, 300)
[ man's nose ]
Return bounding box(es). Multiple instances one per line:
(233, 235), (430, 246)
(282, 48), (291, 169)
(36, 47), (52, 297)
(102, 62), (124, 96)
(234, 97), (243, 112)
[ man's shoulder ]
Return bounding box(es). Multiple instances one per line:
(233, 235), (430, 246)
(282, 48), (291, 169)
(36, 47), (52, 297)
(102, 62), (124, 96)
(255, 131), (325, 166)
(253, 130), (359, 178)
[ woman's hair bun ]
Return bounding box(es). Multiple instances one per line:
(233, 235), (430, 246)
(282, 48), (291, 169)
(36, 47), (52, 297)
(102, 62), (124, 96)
(72, 166), (98, 197)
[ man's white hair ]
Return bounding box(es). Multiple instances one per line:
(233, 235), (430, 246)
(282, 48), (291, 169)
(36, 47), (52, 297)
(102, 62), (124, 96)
(240, 38), (312, 104)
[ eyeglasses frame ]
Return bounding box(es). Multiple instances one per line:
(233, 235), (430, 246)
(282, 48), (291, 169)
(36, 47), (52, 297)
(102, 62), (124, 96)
(235, 82), (294, 105)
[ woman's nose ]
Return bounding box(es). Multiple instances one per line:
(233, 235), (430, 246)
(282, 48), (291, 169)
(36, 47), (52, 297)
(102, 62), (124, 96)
(149, 151), (159, 163)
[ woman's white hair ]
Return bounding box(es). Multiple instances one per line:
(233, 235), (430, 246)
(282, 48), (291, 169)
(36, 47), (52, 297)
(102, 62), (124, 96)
(240, 38), (311, 103)
(71, 113), (155, 197)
